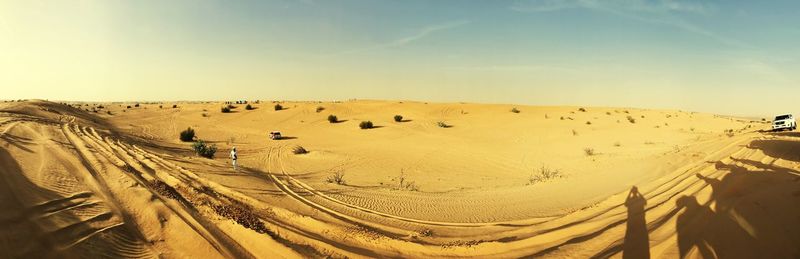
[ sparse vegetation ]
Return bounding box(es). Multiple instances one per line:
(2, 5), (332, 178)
(316, 106), (324, 113)
(134, 103), (140, 107)
(584, 147), (595, 156)
(511, 107), (520, 113)
(572, 129), (578, 136)
(179, 127), (195, 142)
(626, 115), (636, 123)
(126, 105), (132, 109)
(326, 172), (345, 185)
(328, 114), (338, 123)
(394, 170), (419, 191)
(159, 105), (163, 109)
(245, 104), (254, 110)
(725, 129), (735, 137)
(586, 121), (592, 125)
(191, 140), (217, 158)
(221, 106), (231, 113)
(436, 121), (449, 128)
(614, 141), (621, 147)
(107, 111), (112, 115)
(394, 115), (403, 122)
(292, 145), (308, 154)
(560, 116), (565, 120)
(528, 166), (564, 185)
(359, 121), (374, 129)
(578, 107), (586, 112)
(172, 104), (177, 108)
(274, 104), (283, 111)
(606, 112), (611, 115)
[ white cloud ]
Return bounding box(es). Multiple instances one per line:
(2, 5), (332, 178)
(511, 0), (711, 14)
(327, 20), (470, 57)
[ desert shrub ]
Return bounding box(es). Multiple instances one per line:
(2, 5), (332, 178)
(578, 107), (586, 112)
(725, 129), (735, 137)
(623, 110), (629, 114)
(394, 115), (403, 122)
(572, 129), (578, 136)
(107, 111), (112, 115)
(606, 112), (611, 115)
(626, 116), (636, 123)
(586, 121), (592, 125)
(690, 127), (695, 132)
(327, 114), (338, 123)
(614, 141), (621, 147)
(274, 104), (283, 111)
(528, 166), (564, 185)
(159, 105), (163, 109)
(227, 104), (236, 109)
(97, 105), (104, 109)
(172, 104), (177, 108)
(560, 116), (565, 120)
(511, 107), (520, 113)
(326, 172), (345, 185)
(221, 106), (231, 113)
(292, 145), (308, 154)
(394, 170), (419, 191)
(202, 113), (209, 117)
(641, 115), (645, 118)
(134, 103), (140, 107)
(192, 140), (217, 158)
(545, 114), (549, 119)
(436, 121), (449, 128)
(316, 106), (324, 113)
(179, 128), (196, 142)
(245, 104), (254, 110)
(584, 147), (595, 156)
(126, 105), (132, 109)
(359, 121), (374, 129)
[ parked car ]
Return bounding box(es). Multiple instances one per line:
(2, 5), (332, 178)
(772, 114), (796, 131)
(269, 131), (282, 140)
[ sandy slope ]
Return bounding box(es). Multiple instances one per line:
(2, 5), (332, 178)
(1, 99), (798, 258)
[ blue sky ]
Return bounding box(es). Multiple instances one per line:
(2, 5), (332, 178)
(1, 0), (798, 116)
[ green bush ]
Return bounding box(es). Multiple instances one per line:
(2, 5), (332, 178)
(327, 115), (338, 123)
(359, 121), (373, 129)
(192, 140), (217, 158)
(180, 127), (195, 142)
(394, 115), (403, 122)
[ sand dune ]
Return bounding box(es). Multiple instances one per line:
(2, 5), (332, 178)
(1, 99), (798, 258)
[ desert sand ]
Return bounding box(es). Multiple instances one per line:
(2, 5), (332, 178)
(0, 99), (798, 258)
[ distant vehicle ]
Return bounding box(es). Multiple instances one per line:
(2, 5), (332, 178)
(269, 131), (282, 140)
(772, 114), (796, 131)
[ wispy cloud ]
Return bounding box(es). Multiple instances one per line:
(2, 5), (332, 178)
(511, 0), (751, 47)
(327, 20), (470, 57)
(511, 0), (711, 15)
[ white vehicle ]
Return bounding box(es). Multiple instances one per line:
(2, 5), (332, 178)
(269, 131), (282, 140)
(772, 114), (796, 131)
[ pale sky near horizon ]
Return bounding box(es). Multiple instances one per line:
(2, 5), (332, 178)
(1, 0), (798, 116)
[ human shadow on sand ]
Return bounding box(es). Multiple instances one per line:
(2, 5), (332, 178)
(623, 186), (650, 259)
(675, 159), (800, 258)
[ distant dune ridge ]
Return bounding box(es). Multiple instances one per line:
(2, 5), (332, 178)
(0, 99), (798, 258)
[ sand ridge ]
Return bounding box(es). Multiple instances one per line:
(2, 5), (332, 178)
(0, 99), (798, 258)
